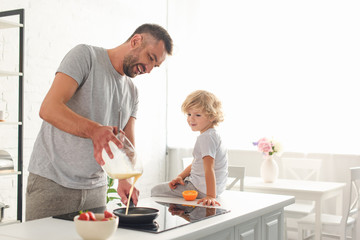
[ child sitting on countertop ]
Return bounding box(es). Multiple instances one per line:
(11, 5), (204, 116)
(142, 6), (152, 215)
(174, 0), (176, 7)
(151, 90), (228, 206)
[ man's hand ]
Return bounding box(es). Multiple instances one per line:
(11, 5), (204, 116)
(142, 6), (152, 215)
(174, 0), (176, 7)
(91, 126), (123, 165)
(169, 176), (184, 190)
(117, 179), (139, 206)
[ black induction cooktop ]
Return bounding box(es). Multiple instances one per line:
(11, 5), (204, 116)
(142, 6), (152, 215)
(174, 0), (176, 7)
(117, 201), (230, 233)
(53, 201), (230, 234)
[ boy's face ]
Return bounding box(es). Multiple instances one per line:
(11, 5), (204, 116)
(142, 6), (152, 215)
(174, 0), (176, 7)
(186, 108), (214, 133)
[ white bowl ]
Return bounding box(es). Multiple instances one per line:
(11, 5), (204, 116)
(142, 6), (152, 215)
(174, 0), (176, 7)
(74, 213), (118, 240)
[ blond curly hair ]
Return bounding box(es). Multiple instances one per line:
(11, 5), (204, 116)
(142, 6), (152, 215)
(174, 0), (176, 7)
(181, 90), (224, 126)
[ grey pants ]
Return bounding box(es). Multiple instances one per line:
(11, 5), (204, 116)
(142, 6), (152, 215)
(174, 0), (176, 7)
(151, 179), (206, 198)
(26, 173), (106, 221)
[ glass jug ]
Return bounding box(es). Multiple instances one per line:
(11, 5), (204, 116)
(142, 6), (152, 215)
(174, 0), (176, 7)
(101, 132), (143, 180)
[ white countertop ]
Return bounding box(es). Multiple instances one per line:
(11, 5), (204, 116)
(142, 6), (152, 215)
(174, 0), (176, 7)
(0, 190), (294, 240)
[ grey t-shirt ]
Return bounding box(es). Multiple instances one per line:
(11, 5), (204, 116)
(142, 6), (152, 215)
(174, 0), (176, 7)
(28, 44), (139, 189)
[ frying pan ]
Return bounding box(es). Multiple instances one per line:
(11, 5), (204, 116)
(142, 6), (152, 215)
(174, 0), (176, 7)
(113, 206), (159, 224)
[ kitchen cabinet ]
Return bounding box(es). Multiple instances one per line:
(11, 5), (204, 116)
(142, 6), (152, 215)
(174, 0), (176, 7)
(262, 210), (283, 240)
(201, 227), (235, 240)
(0, 9), (24, 224)
(201, 209), (283, 240)
(235, 218), (261, 240)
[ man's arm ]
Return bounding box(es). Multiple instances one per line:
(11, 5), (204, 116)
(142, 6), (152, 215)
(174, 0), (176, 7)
(123, 116), (136, 146)
(39, 72), (122, 165)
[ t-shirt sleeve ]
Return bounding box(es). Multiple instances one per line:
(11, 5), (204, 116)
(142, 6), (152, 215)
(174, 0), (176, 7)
(131, 86), (139, 119)
(198, 134), (217, 159)
(56, 44), (92, 86)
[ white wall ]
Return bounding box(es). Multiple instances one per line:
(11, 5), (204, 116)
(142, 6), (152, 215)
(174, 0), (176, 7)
(0, 0), (170, 221)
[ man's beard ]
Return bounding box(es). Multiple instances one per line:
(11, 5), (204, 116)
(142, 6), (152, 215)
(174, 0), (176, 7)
(123, 48), (141, 78)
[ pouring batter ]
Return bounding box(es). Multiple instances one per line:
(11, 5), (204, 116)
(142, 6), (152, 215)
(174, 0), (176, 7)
(26, 24), (173, 221)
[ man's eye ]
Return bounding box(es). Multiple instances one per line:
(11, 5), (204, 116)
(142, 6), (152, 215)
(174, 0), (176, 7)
(196, 114), (201, 117)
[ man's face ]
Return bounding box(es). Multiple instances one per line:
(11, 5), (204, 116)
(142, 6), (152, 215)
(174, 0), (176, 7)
(123, 36), (167, 78)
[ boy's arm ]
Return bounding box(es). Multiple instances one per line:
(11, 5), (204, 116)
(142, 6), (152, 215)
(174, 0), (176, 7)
(203, 156), (216, 198)
(169, 164), (192, 189)
(179, 164), (192, 179)
(198, 156), (220, 206)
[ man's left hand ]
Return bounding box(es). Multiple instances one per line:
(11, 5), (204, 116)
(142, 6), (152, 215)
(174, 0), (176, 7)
(117, 179), (139, 206)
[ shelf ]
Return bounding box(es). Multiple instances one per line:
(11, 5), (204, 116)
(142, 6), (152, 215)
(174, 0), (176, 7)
(0, 19), (23, 29)
(0, 70), (23, 77)
(0, 219), (20, 226)
(0, 170), (21, 176)
(0, 8), (24, 223)
(0, 121), (23, 126)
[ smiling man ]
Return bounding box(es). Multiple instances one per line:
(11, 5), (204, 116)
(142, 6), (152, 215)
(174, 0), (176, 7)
(26, 24), (173, 221)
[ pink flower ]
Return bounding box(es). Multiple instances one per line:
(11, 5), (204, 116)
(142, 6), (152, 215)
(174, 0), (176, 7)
(257, 138), (273, 155)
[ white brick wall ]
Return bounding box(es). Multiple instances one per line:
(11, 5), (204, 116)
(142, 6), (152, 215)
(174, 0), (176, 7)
(1, 0), (169, 221)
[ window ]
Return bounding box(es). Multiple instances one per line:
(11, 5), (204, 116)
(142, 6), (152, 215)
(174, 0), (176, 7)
(167, 0), (360, 154)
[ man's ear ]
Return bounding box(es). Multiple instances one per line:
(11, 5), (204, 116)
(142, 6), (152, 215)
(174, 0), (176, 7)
(130, 34), (143, 49)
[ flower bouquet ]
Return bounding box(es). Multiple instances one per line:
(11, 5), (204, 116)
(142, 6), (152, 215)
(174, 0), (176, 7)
(253, 137), (283, 183)
(253, 137), (283, 157)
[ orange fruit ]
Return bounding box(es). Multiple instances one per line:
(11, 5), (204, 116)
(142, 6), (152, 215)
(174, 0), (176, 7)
(182, 190), (198, 201)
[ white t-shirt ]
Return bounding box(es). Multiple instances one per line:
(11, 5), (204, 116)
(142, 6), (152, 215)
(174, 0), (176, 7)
(189, 128), (228, 196)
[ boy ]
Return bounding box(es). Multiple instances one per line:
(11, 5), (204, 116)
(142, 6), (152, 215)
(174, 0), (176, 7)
(151, 90), (228, 206)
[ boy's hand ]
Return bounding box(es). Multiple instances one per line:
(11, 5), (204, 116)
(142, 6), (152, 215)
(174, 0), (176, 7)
(169, 176), (184, 189)
(197, 196), (220, 206)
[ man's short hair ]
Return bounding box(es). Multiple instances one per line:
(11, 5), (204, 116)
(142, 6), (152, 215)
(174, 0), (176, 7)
(127, 23), (173, 55)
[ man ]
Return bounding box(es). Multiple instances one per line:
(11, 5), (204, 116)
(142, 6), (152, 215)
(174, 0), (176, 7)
(26, 24), (173, 221)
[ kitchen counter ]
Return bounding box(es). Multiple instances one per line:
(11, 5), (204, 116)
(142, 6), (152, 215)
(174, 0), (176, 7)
(0, 190), (294, 240)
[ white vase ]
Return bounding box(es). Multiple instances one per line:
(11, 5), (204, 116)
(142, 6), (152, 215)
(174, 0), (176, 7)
(260, 155), (279, 183)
